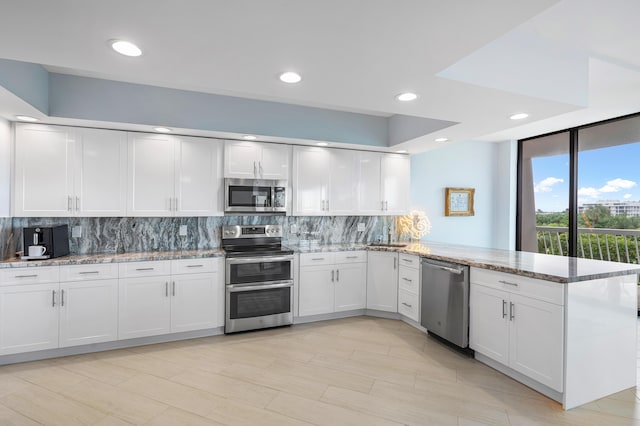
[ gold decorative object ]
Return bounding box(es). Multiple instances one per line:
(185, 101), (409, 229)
(397, 210), (431, 242)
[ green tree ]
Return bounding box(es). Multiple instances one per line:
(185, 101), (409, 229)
(582, 205), (611, 228)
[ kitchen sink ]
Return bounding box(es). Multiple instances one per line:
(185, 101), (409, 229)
(368, 242), (408, 248)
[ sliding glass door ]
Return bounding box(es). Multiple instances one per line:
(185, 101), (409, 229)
(518, 113), (640, 265)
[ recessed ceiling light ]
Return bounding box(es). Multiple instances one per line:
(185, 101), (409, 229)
(509, 113), (529, 120)
(109, 39), (143, 57)
(396, 92), (418, 102)
(395, 150), (408, 153)
(242, 135), (257, 140)
(434, 137), (448, 142)
(153, 127), (172, 133)
(279, 72), (302, 84)
(316, 142), (329, 147)
(15, 115), (39, 122)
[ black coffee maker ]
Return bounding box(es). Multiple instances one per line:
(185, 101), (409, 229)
(22, 225), (70, 260)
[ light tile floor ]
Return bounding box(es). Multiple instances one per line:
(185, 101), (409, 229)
(0, 316), (638, 425)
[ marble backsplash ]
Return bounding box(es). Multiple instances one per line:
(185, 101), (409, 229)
(3, 215), (398, 259)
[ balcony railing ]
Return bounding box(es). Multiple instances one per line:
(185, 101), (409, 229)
(536, 226), (640, 264)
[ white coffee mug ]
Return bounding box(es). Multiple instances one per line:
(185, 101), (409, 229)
(28, 245), (47, 257)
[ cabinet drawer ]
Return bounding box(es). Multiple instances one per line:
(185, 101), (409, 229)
(334, 251), (367, 264)
(398, 289), (419, 322)
(300, 253), (335, 266)
(399, 254), (419, 270)
(0, 266), (59, 286)
(171, 258), (219, 275)
(119, 260), (171, 278)
(471, 267), (564, 305)
(398, 266), (419, 294)
(60, 264), (119, 282)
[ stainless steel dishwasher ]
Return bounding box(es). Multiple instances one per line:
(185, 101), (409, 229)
(420, 258), (470, 348)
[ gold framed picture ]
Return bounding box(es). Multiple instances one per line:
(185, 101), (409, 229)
(445, 187), (475, 216)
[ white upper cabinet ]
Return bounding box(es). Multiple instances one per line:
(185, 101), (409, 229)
(128, 133), (223, 217)
(75, 128), (127, 216)
(224, 140), (290, 180)
(14, 124), (75, 217)
(14, 124), (128, 217)
(127, 132), (175, 216)
(381, 154), (410, 215)
(357, 152), (410, 216)
(293, 146), (329, 215)
(175, 136), (223, 216)
(293, 147), (359, 216)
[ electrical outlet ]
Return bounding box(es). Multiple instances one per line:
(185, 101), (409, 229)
(357, 223), (365, 232)
(290, 224), (298, 234)
(179, 225), (188, 236)
(72, 226), (82, 238)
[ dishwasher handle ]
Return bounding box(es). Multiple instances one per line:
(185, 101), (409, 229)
(422, 261), (464, 275)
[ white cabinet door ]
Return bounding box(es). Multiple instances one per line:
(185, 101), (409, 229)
(293, 147), (328, 215)
(509, 293), (564, 392)
(328, 150), (358, 215)
(170, 273), (217, 333)
(366, 252), (398, 312)
(299, 265), (334, 316)
(0, 283), (59, 355)
(381, 154), (410, 215)
(224, 141), (260, 178)
(59, 279), (118, 348)
(469, 284), (509, 365)
(127, 133), (175, 216)
(14, 124), (75, 217)
(259, 143), (290, 180)
(118, 276), (171, 339)
(175, 136), (223, 217)
(334, 262), (366, 312)
(75, 128), (127, 216)
(357, 151), (383, 215)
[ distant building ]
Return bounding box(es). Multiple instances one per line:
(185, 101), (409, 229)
(579, 200), (640, 217)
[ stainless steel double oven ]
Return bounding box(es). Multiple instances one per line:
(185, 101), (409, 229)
(223, 225), (293, 333)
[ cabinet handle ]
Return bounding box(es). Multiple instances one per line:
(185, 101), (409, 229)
(136, 267), (154, 271)
(311, 258), (325, 261)
(79, 271), (100, 275)
(259, 161), (263, 177)
(336, 269), (339, 282)
(402, 302), (412, 308)
(67, 196), (72, 212)
(381, 201), (384, 211)
(254, 161), (257, 177)
(186, 264), (204, 268)
(172, 281), (176, 296)
(402, 277), (412, 282)
(393, 257), (396, 269)
(15, 274), (38, 278)
(52, 290), (56, 307)
(346, 256), (358, 259)
(331, 270), (335, 282)
(502, 300), (507, 318)
(165, 282), (169, 297)
(174, 197), (178, 211)
(76, 196), (80, 211)
(509, 302), (515, 321)
(61, 289), (65, 307)
(499, 280), (519, 287)
(326, 199), (329, 211)
(402, 258), (413, 263)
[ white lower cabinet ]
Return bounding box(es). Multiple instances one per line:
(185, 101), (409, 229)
(469, 267), (564, 392)
(118, 259), (223, 339)
(0, 283), (60, 355)
(366, 251), (398, 312)
(299, 251), (366, 316)
(397, 254), (420, 322)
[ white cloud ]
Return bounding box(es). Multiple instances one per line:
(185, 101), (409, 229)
(577, 178), (637, 199)
(534, 177), (563, 193)
(624, 193), (633, 199)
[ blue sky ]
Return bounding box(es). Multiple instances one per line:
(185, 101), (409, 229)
(532, 142), (640, 212)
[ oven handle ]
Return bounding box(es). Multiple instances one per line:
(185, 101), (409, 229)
(226, 255), (294, 265)
(227, 281), (293, 292)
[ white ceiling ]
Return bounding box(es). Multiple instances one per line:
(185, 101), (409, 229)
(0, 0), (639, 151)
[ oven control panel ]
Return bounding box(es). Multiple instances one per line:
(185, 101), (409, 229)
(222, 225), (283, 239)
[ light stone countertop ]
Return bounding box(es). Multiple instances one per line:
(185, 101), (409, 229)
(291, 241), (640, 283)
(0, 249), (226, 269)
(2, 242), (639, 283)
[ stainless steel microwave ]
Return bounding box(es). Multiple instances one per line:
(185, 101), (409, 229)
(224, 178), (287, 213)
